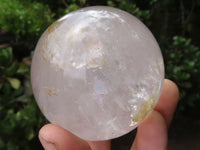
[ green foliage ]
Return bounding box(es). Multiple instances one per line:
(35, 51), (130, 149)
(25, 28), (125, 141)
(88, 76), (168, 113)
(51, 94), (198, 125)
(0, 47), (45, 150)
(165, 36), (200, 111)
(107, 0), (151, 24)
(0, 0), (54, 46)
(0, 47), (13, 67)
(65, 3), (80, 14)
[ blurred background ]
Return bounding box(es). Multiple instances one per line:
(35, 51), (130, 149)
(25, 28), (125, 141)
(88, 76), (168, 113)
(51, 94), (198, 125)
(0, 0), (199, 149)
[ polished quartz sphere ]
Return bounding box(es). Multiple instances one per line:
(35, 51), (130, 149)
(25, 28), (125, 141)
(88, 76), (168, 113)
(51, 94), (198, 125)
(31, 6), (164, 141)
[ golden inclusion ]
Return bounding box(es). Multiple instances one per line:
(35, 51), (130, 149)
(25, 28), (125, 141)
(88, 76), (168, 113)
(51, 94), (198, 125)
(31, 6), (164, 141)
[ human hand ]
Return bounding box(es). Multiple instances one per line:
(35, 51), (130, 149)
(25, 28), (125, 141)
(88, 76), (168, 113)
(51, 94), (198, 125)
(38, 79), (179, 150)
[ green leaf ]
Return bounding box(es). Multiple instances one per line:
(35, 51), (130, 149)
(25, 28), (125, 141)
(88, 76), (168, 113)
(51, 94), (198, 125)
(26, 128), (35, 140)
(107, 0), (116, 7)
(7, 78), (21, 90)
(65, 4), (79, 14)
(12, 86), (24, 97)
(0, 109), (16, 135)
(17, 62), (29, 74)
(1, 82), (12, 95)
(0, 105), (3, 111)
(5, 61), (19, 76)
(15, 95), (31, 103)
(150, 0), (157, 5)
(79, 0), (86, 4)
(0, 47), (13, 66)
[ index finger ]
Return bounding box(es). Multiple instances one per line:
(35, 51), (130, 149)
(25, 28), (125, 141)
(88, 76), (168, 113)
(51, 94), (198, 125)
(154, 79), (179, 127)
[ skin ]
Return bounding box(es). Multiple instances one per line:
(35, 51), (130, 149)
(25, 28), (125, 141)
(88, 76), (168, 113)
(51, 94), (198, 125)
(39, 79), (179, 150)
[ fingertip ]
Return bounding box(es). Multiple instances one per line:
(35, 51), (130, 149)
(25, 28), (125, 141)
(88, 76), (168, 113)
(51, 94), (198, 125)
(39, 124), (53, 140)
(39, 124), (58, 150)
(155, 79), (179, 127)
(87, 140), (111, 150)
(139, 111), (168, 141)
(131, 111), (168, 150)
(163, 79), (179, 100)
(39, 124), (90, 150)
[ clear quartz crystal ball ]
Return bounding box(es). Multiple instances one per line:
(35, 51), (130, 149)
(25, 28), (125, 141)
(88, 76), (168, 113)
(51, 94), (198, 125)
(31, 6), (164, 141)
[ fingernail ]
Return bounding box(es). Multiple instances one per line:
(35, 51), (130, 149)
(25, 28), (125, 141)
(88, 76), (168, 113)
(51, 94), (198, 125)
(39, 136), (57, 150)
